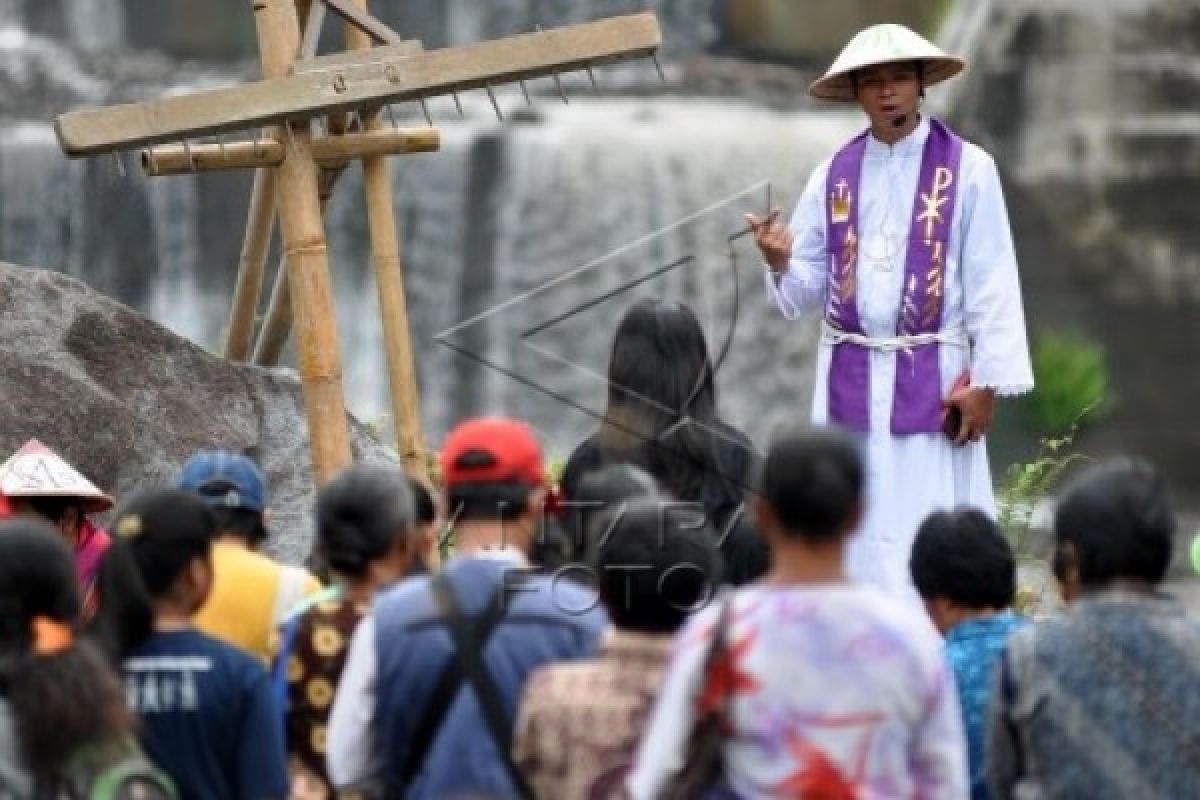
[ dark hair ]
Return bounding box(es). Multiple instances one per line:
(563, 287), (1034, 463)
(26, 496), (84, 525)
(210, 506), (268, 546)
(407, 476), (437, 526)
(759, 427), (864, 541)
(317, 465), (415, 579)
(91, 490), (219, 661)
(1053, 459), (1175, 589)
(447, 483), (538, 524)
(561, 464), (661, 560)
(589, 499), (721, 633)
(597, 298), (747, 512)
(0, 520), (134, 782)
(910, 509), (1016, 609)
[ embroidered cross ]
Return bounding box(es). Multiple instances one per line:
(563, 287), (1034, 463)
(917, 166), (954, 244)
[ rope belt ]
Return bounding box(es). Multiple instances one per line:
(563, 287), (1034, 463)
(821, 321), (968, 352)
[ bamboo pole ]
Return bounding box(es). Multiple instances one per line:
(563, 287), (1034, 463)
(224, 169), (278, 360)
(252, 0), (351, 483)
(141, 129), (440, 176)
(223, 0), (316, 364)
(345, 0), (428, 480)
(253, 161), (350, 366)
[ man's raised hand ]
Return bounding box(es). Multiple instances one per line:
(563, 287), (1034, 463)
(745, 210), (793, 274)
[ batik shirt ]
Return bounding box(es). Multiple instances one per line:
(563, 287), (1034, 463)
(514, 630), (674, 799)
(628, 585), (968, 799)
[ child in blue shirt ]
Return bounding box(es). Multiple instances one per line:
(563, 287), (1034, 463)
(93, 488), (289, 800)
(911, 508), (1028, 800)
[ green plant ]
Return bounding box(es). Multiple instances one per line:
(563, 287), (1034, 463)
(1022, 330), (1110, 435)
(996, 414), (1095, 613)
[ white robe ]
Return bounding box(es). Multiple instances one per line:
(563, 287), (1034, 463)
(767, 116), (1034, 599)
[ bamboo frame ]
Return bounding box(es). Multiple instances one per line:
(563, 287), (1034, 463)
(252, 0), (351, 482)
(346, 0), (428, 480)
(55, 13), (662, 155)
(253, 160), (350, 366)
(141, 128), (440, 176)
(224, 170), (277, 360)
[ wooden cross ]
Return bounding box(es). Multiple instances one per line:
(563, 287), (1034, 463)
(53, 0), (662, 484)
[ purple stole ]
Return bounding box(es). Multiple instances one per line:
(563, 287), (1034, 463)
(825, 119), (964, 434)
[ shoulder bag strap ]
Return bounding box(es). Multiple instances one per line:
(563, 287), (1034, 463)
(433, 573), (535, 800)
(397, 575), (509, 787)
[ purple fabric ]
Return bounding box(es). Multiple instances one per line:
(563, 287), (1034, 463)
(825, 120), (964, 434)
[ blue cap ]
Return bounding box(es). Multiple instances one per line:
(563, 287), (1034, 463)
(178, 451), (267, 514)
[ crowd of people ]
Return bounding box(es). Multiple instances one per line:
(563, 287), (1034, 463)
(0, 295), (1196, 800)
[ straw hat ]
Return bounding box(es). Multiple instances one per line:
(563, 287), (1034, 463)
(809, 23), (965, 102)
(0, 439), (114, 513)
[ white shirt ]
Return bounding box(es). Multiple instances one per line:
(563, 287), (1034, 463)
(628, 585), (968, 799)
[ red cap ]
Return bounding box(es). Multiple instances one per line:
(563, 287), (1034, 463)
(0, 492), (10, 519)
(440, 417), (545, 489)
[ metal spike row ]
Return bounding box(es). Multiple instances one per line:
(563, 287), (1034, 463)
(418, 98), (433, 126)
(452, 92), (465, 118)
(653, 55), (667, 84)
(552, 71), (569, 104)
(386, 104), (399, 130)
(486, 85), (504, 121)
(586, 65), (600, 93)
(520, 80), (533, 107)
(535, 25), (569, 104)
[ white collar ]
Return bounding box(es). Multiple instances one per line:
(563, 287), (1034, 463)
(462, 546), (529, 567)
(865, 114), (930, 158)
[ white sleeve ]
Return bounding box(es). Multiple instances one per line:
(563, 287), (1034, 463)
(960, 153), (1035, 395)
(327, 614), (379, 789)
(626, 621), (711, 800)
(765, 161), (830, 320)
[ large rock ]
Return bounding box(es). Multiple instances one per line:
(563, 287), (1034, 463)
(0, 263), (394, 563)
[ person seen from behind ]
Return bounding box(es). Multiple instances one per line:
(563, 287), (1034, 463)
(327, 417), (607, 799)
(92, 489), (289, 800)
(276, 464), (422, 799)
(988, 459), (1200, 799)
(179, 450), (322, 661)
(560, 298), (769, 586)
(910, 508), (1027, 800)
(0, 519), (169, 799)
(515, 498), (722, 798)
(628, 427), (967, 798)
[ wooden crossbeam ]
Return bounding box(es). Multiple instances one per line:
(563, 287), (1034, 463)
(55, 12), (661, 156)
(141, 128), (440, 175)
(293, 38), (423, 73)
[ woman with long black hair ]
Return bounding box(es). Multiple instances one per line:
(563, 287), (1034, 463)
(560, 298), (768, 584)
(0, 519), (148, 797)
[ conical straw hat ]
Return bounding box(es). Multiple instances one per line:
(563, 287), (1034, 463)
(0, 439), (114, 513)
(809, 23), (964, 102)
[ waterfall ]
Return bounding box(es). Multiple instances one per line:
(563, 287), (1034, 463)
(0, 0), (857, 456)
(64, 0), (126, 53)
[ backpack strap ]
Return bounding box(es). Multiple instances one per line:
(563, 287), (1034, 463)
(396, 574), (510, 788)
(432, 573), (534, 800)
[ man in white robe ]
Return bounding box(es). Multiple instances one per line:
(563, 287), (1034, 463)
(748, 24), (1034, 598)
